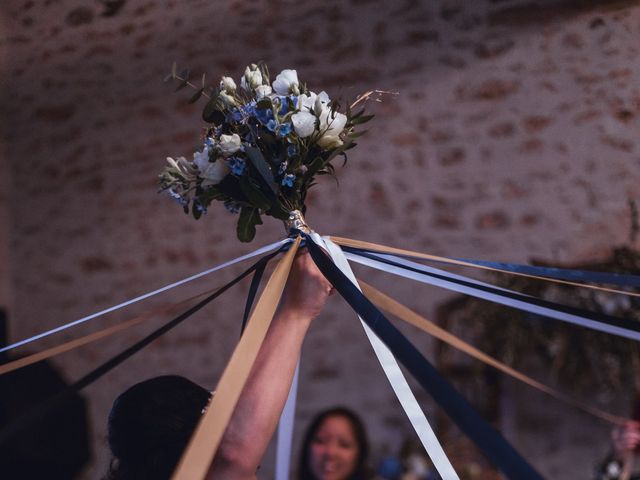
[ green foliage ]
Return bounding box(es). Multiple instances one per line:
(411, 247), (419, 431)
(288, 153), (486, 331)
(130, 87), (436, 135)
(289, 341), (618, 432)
(237, 207), (262, 242)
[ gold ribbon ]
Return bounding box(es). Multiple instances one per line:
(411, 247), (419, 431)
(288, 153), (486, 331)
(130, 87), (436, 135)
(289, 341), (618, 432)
(172, 236), (301, 479)
(0, 289), (215, 376)
(330, 236), (640, 297)
(359, 280), (628, 426)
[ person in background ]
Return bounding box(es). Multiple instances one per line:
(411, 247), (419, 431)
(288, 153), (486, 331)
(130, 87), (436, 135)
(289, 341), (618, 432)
(298, 406), (376, 480)
(105, 251), (334, 480)
(596, 420), (640, 480)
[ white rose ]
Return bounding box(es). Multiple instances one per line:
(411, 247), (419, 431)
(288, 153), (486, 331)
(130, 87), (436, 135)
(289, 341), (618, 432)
(298, 92), (317, 112)
(255, 85), (272, 99)
(317, 108), (347, 148)
(198, 159), (229, 185)
(193, 147), (210, 172)
(241, 65), (263, 90)
(218, 133), (242, 156)
(291, 111), (316, 138)
(314, 91), (330, 116)
(193, 145), (228, 184)
(219, 91), (237, 107)
(272, 69), (300, 95)
(220, 76), (236, 93)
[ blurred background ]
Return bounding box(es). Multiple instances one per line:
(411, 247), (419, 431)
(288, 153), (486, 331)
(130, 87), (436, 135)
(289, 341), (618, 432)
(1, 0), (639, 478)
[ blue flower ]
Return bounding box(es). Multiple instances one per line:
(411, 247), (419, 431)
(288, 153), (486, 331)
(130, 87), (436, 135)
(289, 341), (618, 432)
(224, 200), (242, 214)
(226, 156), (246, 176)
(229, 108), (243, 122)
(276, 122), (293, 137)
(281, 174), (296, 187)
(266, 119), (277, 132)
(255, 107), (273, 125)
(242, 101), (257, 117)
(194, 201), (207, 215)
(167, 188), (188, 207)
(287, 144), (298, 157)
(276, 95), (298, 115)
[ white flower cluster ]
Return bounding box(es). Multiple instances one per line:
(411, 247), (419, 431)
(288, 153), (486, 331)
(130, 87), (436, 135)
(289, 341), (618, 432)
(239, 65), (348, 149)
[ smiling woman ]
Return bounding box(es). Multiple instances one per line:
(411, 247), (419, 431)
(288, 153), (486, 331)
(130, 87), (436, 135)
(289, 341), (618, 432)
(298, 407), (373, 480)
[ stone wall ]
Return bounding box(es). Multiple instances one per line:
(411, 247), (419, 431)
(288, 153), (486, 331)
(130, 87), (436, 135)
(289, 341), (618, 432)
(1, 0), (639, 478)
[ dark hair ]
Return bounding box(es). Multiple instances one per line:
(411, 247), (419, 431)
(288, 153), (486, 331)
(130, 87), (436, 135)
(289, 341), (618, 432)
(298, 407), (371, 480)
(105, 375), (210, 480)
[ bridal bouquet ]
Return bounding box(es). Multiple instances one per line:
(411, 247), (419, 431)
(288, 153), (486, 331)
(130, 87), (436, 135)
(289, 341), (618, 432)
(159, 63), (375, 241)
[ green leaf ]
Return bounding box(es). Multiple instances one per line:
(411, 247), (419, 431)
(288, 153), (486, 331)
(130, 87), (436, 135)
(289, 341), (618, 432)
(237, 207), (262, 242)
(216, 175), (247, 201)
(350, 114), (375, 125)
(202, 97), (225, 124)
(245, 147), (279, 195)
(256, 98), (273, 110)
(346, 129), (368, 139)
(267, 199), (290, 220)
(303, 156), (325, 182)
(239, 176), (272, 210)
(188, 88), (204, 104)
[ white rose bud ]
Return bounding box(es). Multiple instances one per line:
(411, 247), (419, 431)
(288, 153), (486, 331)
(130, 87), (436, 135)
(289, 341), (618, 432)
(218, 133), (242, 156)
(219, 90), (237, 107)
(317, 109), (347, 149)
(313, 91), (330, 116)
(220, 76), (237, 93)
(255, 85), (273, 99)
(241, 65), (263, 90)
(272, 69), (300, 95)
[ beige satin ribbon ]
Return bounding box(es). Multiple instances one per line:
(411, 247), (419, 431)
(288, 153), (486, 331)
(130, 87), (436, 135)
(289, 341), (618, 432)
(0, 289), (215, 376)
(359, 280), (628, 426)
(331, 236), (640, 298)
(172, 236), (301, 480)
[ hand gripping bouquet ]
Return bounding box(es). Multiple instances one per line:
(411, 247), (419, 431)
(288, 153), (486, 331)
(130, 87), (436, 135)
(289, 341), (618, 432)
(159, 63), (378, 241)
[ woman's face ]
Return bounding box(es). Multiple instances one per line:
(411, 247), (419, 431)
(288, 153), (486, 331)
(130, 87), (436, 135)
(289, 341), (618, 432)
(309, 414), (359, 480)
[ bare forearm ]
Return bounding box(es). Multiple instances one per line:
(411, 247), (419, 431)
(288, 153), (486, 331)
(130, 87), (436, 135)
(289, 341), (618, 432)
(209, 309), (312, 478)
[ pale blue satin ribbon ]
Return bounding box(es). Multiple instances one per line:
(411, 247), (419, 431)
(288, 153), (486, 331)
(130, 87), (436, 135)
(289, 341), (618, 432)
(275, 360), (300, 480)
(1, 238), (292, 354)
(310, 233), (459, 480)
(345, 251), (640, 342)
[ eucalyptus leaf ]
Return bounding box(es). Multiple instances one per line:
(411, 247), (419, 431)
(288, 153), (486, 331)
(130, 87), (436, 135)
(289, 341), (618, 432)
(188, 88), (204, 104)
(350, 114), (374, 125)
(175, 79), (189, 92)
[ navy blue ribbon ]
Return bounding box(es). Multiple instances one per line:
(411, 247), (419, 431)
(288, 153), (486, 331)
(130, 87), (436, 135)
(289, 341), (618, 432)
(0, 249), (281, 446)
(456, 258), (640, 288)
(305, 234), (543, 480)
(241, 260), (268, 335)
(345, 248), (640, 338)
